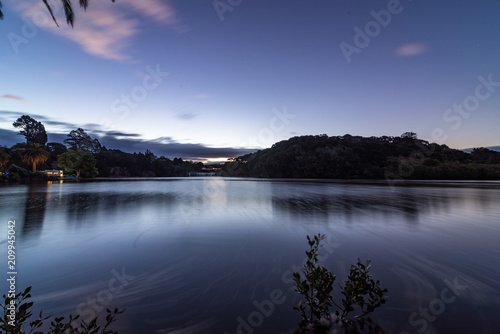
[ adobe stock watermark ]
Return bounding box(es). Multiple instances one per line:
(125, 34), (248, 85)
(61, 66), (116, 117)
(177, 177), (227, 223)
(440, 73), (500, 134)
(244, 107), (296, 148)
(224, 238), (340, 334)
(99, 65), (169, 131)
(76, 267), (135, 323)
(6, 0), (62, 54)
(175, 106), (295, 222)
(399, 277), (468, 334)
(384, 73), (499, 189)
(213, 0), (244, 22)
(222, 106), (295, 177)
(340, 0), (409, 64)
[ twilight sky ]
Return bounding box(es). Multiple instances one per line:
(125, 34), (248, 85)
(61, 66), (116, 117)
(1, 0), (499, 161)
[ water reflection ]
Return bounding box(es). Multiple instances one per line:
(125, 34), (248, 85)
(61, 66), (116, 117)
(60, 192), (180, 224)
(270, 183), (499, 226)
(2, 179), (500, 334)
(21, 183), (47, 236)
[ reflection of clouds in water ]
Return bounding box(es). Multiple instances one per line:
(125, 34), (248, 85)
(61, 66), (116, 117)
(391, 262), (439, 305)
(120, 262), (195, 311)
(388, 253), (500, 334)
(202, 178), (227, 207)
(390, 255), (500, 307)
(122, 237), (289, 333)
(151, 319), (218, 334)
(32, 281), (108, 308)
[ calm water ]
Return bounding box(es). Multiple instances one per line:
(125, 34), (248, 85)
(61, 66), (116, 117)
(1, 178), (500, 334)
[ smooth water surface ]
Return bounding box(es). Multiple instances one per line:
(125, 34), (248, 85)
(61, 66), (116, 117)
(1, 178), (500, 333)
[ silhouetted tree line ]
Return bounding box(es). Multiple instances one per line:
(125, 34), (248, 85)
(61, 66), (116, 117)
(0, 115), (203, 182)
(2, 116), (499, 181)
(94, 149), (203, 177)
(221, 133), (500, 180)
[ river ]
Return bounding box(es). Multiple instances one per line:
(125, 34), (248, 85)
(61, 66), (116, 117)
(1, 178), (500, 333)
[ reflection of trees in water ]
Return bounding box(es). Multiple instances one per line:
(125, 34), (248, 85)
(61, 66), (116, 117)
(65, 192), (96, 221)
(270, 186), (486, 225)
(22, 183), (47, 236)
(273, 192), (418, 220)
(64, 192), (178, 223)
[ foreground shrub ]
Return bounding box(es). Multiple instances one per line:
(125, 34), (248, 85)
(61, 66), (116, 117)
(293, 234), (388, 332)
(1, 287), (124, 334)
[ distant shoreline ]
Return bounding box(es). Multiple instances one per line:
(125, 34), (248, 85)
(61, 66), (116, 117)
(46, 176), (500, 189)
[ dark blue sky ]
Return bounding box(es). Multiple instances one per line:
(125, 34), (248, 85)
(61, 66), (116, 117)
(1, 0), (499, 161)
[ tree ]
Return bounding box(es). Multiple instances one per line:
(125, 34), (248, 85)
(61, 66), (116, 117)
(0, 147), (10, 167)
(58, 149), (98, 177)
(293, 234), (336, 324)
(471, 147), (500, 164)
(0, 0), (116, 27)
(1, 286), (124, 333)
(293, 235), (388, 332)
(46, 142), (68, 156)
(46, 142), (68, 169)
(401, 132), (417, 140)
(13, 115), (48, 145)
(64, 128), (102, 153)
(20, 144), (49, 172)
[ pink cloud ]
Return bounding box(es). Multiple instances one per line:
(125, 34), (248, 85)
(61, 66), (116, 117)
(13, 0), (184, 61)
(1, 94), (28, 102)
(194, 93), (210, 99)
(121, 0), (178, 25)
(395, 43), (428, 56)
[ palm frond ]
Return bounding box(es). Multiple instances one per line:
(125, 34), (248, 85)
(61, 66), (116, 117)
(42, 0), (59, 27)
(0, 0), (116, 26)
(79, 0), (89, 10)
(62, 0), (75, 27)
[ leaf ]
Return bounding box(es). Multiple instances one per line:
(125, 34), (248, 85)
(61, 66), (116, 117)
(79, 0), (89, 10)
(42, 0), (59, 27)
(62, 0), (75, 27)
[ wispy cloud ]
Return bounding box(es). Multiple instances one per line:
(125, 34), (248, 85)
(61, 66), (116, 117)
(13, 0), (184, 61)
(98, 131), (142, 138)
(152, 136), (175, 144)
(194, 93), (210, 99)
(177, 112), (197, 120)
(395, 43), (428, 57)
(1, 94), (28, 102)
(95, 134), (256, 160)
(121, 0), (185, 31)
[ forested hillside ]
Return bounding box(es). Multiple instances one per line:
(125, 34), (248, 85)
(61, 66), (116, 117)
(221, 133), (500, 180)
